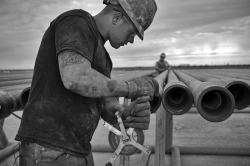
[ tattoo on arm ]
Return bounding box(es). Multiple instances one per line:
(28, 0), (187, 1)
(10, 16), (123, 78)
(58, 51), (85, 68)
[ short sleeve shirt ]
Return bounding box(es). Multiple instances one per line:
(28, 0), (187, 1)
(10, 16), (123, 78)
(15, 9), (112, 156)
(155, 60), (169, 71)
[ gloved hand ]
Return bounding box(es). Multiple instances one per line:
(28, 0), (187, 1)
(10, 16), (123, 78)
(122, 96), (151, 130)
(126, 76), (160, 101)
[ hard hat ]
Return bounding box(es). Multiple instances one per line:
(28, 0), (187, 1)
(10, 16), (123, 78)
(103, 0), (157, 40)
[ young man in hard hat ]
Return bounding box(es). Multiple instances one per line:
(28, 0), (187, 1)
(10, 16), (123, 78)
(15, 0), (158, 165)
(155, 53), (170, 75)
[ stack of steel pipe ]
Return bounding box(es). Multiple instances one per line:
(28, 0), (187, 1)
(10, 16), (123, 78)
(12, 75), (164, 115)
(173, 70), (235, 122)
(190, 69), (250, 86)
(0, 90), (23, 120)
(182, 71), (250, 111)
(150, 69), (248, 122)
(161, 70), (193, 115)
(0, 86), (31, 120)
(200, 70), (250, 82)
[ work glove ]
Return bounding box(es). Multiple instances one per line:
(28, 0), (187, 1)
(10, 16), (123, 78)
(122, 96), (151, 130)
(126, 76), (161, 113)
(126, 76), (160, 100)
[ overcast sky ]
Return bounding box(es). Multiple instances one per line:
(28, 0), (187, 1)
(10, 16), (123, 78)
(0, 0), (250, 69)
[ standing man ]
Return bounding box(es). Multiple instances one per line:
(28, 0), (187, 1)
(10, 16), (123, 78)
(155, 52), (170, 74)
(15, 0), (158, 166)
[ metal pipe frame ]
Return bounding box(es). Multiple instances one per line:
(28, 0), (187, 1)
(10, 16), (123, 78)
(89, 145), (250, 156)
(171, 146), (181, 166)
(0, 142), (19, 162)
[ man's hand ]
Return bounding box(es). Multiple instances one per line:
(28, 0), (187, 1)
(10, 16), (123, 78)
(159, 69), (165, 72)
(126, 76), (160, 101)
(122, 96), (151, 130)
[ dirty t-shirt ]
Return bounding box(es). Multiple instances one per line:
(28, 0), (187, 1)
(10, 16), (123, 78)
(15, 9), (112, 156)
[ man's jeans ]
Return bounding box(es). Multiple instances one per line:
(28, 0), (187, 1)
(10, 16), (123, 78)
(19, 141), (94, 166)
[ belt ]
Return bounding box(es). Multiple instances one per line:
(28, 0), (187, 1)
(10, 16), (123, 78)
(20, 141), (68, 160)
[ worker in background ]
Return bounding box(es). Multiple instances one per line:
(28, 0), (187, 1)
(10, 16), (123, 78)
(15, 0), (158, 166)
(155, 52), (170, 75)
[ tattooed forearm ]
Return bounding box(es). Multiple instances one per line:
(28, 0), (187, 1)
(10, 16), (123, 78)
(58, 50), (85, 68)
(58, 50), (129, 98)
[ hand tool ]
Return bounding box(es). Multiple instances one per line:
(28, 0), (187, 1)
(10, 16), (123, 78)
(103, 112), (151, 166)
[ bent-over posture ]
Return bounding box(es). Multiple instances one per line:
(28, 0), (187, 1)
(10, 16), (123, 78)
(16, 0), (158, 165)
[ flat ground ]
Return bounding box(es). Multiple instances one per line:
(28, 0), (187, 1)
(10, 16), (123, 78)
(0, 69), (250, 166)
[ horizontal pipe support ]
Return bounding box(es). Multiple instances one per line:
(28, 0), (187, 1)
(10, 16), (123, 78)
(91, 145), (250, 156)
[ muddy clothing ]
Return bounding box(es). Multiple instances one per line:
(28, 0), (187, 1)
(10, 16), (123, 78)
(155, 60), (169, 74)
(15, 9), (112, 158)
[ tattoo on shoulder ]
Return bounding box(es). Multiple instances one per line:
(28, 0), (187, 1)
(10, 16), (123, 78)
(59, 51), (85, 67)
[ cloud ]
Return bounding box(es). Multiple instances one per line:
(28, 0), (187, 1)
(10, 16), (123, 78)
(0, 0), (250, 69)
(153, 0), (250, 35)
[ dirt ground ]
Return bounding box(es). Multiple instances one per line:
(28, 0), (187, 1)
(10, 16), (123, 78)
(0, 69), (250, 165)
(1, 107), (250, 166)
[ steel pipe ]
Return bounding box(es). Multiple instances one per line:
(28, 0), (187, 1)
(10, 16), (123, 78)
(171, 146), (181, 166)
(20, 87), (30, 108)
(184, 71), (250, 110)
(178, 146), (250, 156)
(162, 70), (193, 115)
(0, 90), (22, 120)
(205, 70), (250, 81)
(0, 120), (9, 149)
(10, 71), (160, 114)
(2, 143), (249, 162)
(91, 145), (250, 156)
(190, 70), (250, 86)
(150, 70), (169, 113)
(0, 142), (20, 162)
(174, 70), (235, 122)
(0, 79), (32, 88)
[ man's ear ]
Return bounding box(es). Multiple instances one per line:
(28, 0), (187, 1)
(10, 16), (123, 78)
(112, 12), (123, 25)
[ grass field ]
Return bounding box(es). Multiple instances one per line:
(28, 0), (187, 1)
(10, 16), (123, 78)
(1, 68), (250, 166)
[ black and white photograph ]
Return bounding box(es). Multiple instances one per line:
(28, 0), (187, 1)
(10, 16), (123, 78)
(0, 0), (250, 165)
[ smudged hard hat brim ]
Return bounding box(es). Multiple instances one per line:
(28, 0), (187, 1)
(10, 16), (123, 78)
(117, 0), (157, 40)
